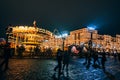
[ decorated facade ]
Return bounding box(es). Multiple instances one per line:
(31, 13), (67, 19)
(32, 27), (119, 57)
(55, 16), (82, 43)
(6, 22), (120, 55)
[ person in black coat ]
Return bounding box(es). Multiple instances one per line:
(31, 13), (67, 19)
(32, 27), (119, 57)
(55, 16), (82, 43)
(0, 43), (11, 71)
(101, 49), (107, 72)
(92, 49), (100, 66)
(54, 48), (63, 78)
(62, 50), (70, 77)
(62, 50), (70, 71)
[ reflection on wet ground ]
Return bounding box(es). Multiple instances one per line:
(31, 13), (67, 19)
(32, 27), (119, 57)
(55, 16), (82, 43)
(0, 57), (120, 80)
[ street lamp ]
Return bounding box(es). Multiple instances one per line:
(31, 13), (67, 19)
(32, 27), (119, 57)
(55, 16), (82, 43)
(87, 26), (95, 49)
(61, 33), (68, 51)
(54, 30), (68, 51)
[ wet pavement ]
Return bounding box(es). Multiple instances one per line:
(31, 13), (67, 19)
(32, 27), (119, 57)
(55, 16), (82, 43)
(0, 56), (120, 80)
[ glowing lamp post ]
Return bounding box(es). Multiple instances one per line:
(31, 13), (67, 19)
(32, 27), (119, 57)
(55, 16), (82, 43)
(61, 33), (68, 51)
(87, 26), (95, 49)
(54, 32), (68, 51)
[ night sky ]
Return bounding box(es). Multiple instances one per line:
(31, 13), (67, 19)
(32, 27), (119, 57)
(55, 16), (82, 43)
(0, 0), (120, 38)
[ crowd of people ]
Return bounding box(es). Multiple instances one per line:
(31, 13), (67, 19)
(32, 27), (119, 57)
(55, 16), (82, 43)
(53, 45), (120, 79)
(54, 47), (70, 79)
(0, 41), (120, 79)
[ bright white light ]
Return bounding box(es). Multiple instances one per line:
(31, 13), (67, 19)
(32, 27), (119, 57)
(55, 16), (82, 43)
(62, 33), (68, 37)
(87, 27), (95, 30)
(87, 24), (96, 31)
(55, 32), (68, 39)
(19, 26), (24, 29)
(55, 35), (62, 38)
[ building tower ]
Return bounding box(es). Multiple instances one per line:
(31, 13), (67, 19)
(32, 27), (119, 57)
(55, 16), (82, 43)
(33, 20), (37, 28)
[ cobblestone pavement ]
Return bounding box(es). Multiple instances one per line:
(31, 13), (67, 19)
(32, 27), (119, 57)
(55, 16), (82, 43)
(0, 56), (120, 80)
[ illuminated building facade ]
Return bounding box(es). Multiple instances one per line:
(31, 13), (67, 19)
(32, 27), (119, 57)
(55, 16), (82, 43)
(67, 28), (120, 53)
(6, 23), (53, 55)
(6, 23), (120, 55)
(67, 28), (98, 45)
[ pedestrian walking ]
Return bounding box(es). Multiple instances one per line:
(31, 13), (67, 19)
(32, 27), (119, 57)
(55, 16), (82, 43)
(82, 46), (88, 65)
(92, 49), (100, 67)
(86, 47), (92, 69)
(62, 50), (70, 75)
(0, 43), (11, 71)
(54, 48), (63, 78)
(113, 50), (117, 61)
(101, 49), (107, 72)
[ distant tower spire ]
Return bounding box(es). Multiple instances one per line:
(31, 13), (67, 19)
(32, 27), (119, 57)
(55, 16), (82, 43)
(33, 20), (37, 28)
(53, 28), (60, 36)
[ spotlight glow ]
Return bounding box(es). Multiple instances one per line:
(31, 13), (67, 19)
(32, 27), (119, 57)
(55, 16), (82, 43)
(87, 24), (96, 31)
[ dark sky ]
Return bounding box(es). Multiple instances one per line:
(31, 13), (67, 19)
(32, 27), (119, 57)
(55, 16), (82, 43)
(0, 0), (120, 38)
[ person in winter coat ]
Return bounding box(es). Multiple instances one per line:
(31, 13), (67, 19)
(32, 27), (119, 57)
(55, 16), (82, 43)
(101, 49), (107, 72)
(0, 43), (11, 71)
(54, 48), (63, 78)
(62, 50), (70, 72)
